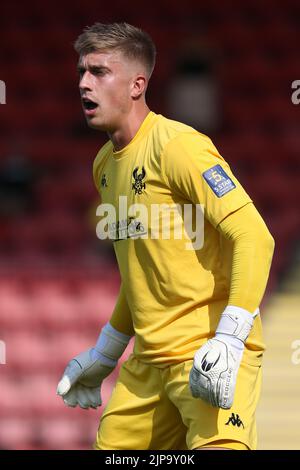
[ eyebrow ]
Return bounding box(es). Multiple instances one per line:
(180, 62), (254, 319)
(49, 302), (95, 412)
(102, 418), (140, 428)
(77, 64), (110, 75)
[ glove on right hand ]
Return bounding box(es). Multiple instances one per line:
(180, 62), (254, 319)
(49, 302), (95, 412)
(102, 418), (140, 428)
(57, 348), (114, 409)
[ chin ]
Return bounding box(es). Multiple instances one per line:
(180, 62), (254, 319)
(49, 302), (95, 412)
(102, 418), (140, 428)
(86, 118), (106, 131)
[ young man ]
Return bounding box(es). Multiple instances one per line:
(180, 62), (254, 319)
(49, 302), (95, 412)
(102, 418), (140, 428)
(57, 23), (274, 450)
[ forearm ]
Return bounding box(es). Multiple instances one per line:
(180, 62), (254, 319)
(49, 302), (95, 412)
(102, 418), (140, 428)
(218, 203), (275, 312)
(109, 282), (135, 336)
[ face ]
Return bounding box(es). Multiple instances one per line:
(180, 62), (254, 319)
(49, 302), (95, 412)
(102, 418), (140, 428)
(78, 50), (145, 131)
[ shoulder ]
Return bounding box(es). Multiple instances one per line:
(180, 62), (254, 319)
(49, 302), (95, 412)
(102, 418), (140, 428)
(93, 140), (113, 189)
(155, 114), (215, 157)
(93, 140), (113, 168)
(93, 140), (113, 174)
(156, 116), (221, 172)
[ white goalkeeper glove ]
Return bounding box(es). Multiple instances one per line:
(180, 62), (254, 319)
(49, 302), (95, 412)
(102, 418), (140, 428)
(57, 322), (132, 409)
(189, 306), (259, 409)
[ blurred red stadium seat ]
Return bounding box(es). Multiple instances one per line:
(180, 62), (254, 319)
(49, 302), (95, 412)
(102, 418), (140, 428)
(0, 417), (35, 449)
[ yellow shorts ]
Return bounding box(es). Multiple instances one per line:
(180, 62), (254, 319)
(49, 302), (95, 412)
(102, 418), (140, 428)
(94, 354), (262, 450)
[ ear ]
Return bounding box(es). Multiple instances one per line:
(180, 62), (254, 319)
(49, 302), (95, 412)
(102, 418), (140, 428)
(131, 75), (147, 99)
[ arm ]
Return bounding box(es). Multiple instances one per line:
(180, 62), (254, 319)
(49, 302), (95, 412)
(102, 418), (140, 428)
(109, 283), (135, 336)
(57, 150), (135, 410)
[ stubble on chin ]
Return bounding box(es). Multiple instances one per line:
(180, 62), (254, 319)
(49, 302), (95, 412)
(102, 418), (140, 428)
(86, 118), (107, 131)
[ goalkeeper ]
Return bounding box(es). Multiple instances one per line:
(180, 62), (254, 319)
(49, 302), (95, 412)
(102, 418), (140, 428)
(57, 22), (274, 450)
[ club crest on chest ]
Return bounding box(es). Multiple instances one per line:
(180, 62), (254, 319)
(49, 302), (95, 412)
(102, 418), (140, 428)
(132, 166), (146, 195)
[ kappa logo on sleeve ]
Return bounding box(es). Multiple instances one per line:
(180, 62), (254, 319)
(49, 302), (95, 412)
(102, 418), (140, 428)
(202, 164), (236, 198)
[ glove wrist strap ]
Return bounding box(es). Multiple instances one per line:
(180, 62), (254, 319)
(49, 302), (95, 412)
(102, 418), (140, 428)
(92, 322), (132, 366)
(216, 305), (258, 343)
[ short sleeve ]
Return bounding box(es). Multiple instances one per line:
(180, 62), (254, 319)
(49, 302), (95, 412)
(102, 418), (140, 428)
(93, 140), (113, 196)
(93, 151), (103, 196)
(161, 132), (252, 227)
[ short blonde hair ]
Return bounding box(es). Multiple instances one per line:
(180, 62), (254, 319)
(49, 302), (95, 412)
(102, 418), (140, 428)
(74, 22), (156, 78)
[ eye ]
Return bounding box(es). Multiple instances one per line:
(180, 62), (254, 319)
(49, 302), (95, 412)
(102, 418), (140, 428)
(93, 69), (105, 76)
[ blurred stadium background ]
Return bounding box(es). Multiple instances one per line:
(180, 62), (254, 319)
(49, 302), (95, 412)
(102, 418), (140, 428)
(0, 0), (299, 450)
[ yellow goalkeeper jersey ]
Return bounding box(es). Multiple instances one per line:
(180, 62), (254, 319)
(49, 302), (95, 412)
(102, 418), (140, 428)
(93, 111), (265, 366)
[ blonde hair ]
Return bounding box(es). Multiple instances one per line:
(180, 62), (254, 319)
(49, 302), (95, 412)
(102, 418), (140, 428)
(74, 22), (156, 78)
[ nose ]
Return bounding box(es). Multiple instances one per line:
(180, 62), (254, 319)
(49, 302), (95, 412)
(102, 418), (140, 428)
(79, 71), (92, 93)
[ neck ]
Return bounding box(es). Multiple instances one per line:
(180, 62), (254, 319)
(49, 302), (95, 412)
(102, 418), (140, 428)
(108, 104), (151, 151)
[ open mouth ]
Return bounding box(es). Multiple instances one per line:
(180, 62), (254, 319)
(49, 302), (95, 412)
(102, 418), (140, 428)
(82, 98), (98, 110)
